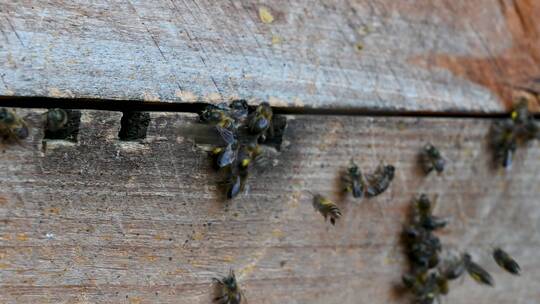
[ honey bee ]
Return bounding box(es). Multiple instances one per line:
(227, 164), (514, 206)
(312, 194), (342, 225)
(463, 253), (494, 286)
(0, 107), (29, 143)
(420, 144), (445, 174)
(212, 144), (237, 170)
(490, 120), (517, 168)
(213, 269), (245, 304)
(365, 163), (395, 197)
(402, 272), (443, 304)
(511, 99), (539, 141)
(493, 248), (520, 275)
(45, 108), (68, 132)
(342, 160), (364, 198)
(441, 255), (465, 280)
(248, 102), (273, 141)
(229, 99), (249, 122)
(414, 195), (447, 231)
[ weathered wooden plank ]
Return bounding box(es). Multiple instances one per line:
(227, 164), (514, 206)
(0, 110), (539, 303)
(1, 1), (539, 112)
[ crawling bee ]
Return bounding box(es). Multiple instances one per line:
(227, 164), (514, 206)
(248, 102), (273, 141)
(312, 194), (342, 225)
(463, 253), (494, 286)
(490, 120), (517, 168)
(0, 107), (29, 143)
(420, 144), (445, 174)
(413, 195), (447, 231)
(365, 164), (395, 197)
(45, 108), (68, 132)
(511, 99), (540, 141)
(441, 255), (465, 280)
(493, 248), (520, 275)
(212, 144), (237, 170)
(213, 269), (244, 304)
(342, 160), (364, 198)
(229, 99), (249, 122)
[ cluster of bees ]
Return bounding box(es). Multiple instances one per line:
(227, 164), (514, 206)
(0, 101), (534, 304)
(312, 160), (395, 225)
(491, 99), (539, 168)
(402, 140), (522, 303)
(198, 100), (280, 199)
(402, 193), (521, 304)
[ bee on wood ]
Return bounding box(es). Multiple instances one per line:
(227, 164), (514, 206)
(420, 143), (445, 174)
(490, 120), (517, 168)
(365, 163), (395, 197)
(225, 173), (244, 199)
(229, 99), (249, 122)
(511, 99), (539, 141)
(441, 255), (465, 280)
(413, 195), (447, 231)
(0, 107), (29, 143)
(312, 194), (342, 225)
(493, 248), (520, 275)
(212, 144), (237, 170)
(342, 160), (364, 198)
(45, 108), (68, 132)
(213, 269), (245, 304)
(463, 253), (494, 287)
(248, 102), (273, 141)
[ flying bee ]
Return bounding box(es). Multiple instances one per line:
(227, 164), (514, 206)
(463, 253), (494, 286)
(0, 107), (29, 143)
(213, 269), (245, 304)
(312, 194), (342, 225)
(248, 102), (273, 141)
(493, 248), (520, 275)
(365, 163), (395, 197)
(45, 108), (68, 132)
(420, 144), (445, 174)
(342, 160), (364, 198)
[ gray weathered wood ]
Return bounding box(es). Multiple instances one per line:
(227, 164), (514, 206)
(0, 110), (539, 303)
(1, 1), (539, 112)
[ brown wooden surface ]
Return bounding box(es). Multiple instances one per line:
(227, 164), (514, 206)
(1, 0), (540, 112)
(0, 110), (539, 303)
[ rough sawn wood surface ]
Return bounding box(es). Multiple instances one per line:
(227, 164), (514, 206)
(1, 0), (540, 112)
(0, 110), (539, 303)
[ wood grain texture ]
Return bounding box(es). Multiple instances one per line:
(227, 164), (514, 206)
(0, 110), (539, 303)
(1, 0), (538, 112)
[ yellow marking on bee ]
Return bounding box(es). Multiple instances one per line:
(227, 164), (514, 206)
(511, 111), (518, 120)
(259, 7), (274, 24)
(16, 234), (28, 241)
(241, 159), (250, 167)
(355, 42), (364, 52)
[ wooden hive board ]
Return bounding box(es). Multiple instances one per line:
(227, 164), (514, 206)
(1, 0), (540, 112)
(0, 109), (539, 303)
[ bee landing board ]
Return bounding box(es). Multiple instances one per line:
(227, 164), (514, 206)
(0, 110), (539, 303)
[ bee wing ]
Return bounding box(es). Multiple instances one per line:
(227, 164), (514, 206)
(216, 126), (236, 145)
